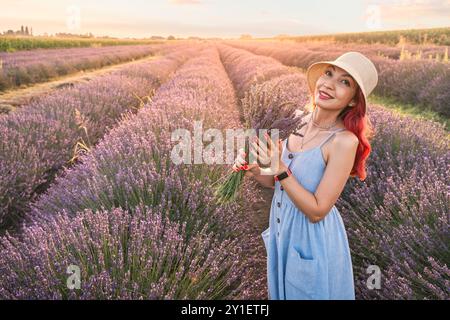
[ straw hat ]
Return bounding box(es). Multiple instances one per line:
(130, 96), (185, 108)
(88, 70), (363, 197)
(306, 51), (378, 107)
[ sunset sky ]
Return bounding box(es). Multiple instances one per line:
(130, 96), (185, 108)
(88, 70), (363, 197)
(1, 0), (449, 38)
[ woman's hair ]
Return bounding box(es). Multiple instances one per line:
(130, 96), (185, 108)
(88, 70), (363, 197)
(304, 86), (374, 181)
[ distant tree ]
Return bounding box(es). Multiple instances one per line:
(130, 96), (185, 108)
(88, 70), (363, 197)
(25, 26), (29, 35)
(20, 25), (24, 35)
(240, 34), (252, 40)
(30, 27), (33, 36)
(167, 35), (175, 40)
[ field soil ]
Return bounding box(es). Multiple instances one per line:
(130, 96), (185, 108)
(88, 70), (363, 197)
(0, 54), (159, 114)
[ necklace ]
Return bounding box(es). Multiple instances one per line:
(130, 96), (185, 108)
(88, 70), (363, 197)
(311, 107), (338, 130)
(300, 115), (320, 151)
(300, 108), (336, 151)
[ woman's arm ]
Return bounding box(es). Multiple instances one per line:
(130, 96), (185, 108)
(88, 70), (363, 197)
(244, 166), (275, 189)
(279, 133), (359, 223)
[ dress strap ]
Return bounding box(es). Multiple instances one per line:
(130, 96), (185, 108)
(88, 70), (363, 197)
(317, 128), (346, 148)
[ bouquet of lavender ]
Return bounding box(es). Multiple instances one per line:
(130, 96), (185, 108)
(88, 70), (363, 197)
(212, 78), (310, 204)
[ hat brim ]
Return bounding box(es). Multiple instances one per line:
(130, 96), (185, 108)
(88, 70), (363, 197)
(306, 60), (368, 107)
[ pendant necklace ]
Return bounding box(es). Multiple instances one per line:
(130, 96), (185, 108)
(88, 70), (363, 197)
(300, 107), (337, 151)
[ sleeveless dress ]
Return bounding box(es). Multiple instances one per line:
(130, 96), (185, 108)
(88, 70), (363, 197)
(261, 127), (355, 300)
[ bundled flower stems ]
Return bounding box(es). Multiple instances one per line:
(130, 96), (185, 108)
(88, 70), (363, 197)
(213, 81), (311, 204)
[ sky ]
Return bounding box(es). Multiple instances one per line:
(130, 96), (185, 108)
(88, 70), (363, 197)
(0, 0), (449, 38)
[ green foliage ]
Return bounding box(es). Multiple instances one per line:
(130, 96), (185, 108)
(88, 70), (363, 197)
(0, 36), (164, 52)
(282, 27), (450, 46)
(368, 94), (450, 132)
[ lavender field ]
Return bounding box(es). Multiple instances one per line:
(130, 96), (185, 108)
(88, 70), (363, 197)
(0, 39), (448, 300)
(0, 44), (163, 91)
(225, 40), (450, 118)
(0, 43), (200, 231)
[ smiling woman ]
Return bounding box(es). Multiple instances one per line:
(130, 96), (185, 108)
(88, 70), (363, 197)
(306, 51), (377, 181)
(234, 51), (379, 300)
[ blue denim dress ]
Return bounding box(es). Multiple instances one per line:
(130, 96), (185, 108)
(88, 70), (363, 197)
(262, 128), (355, 300)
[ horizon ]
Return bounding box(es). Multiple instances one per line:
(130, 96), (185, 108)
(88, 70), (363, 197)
(1, 0), (449, 39)
(2, 25), (450, 40)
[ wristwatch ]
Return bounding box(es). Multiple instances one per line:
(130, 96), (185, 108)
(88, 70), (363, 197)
(274, 168), (292, 182)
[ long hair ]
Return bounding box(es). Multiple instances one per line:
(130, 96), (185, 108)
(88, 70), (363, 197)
(304, 87), (374, 181)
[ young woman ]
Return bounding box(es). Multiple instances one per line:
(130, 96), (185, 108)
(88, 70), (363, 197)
(233, 52), (379, 300)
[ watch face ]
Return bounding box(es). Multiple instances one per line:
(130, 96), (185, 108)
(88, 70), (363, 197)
(277, 171), (288, 180)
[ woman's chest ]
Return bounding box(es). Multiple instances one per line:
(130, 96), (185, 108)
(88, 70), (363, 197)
(286, 133), (335, 165)
(281, 146), (327, 193)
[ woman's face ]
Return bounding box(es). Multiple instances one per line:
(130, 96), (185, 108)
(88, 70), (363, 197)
(314, 64), (358, 110)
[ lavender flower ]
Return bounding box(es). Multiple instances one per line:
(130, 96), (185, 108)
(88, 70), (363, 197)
(0, 48), (194, 232)
(0, 206), (244, 299)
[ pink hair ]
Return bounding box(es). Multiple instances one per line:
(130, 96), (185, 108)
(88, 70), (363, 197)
(306, 87), (374, 181)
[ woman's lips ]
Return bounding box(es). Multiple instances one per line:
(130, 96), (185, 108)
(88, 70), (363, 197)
(318, 90), (333, 100)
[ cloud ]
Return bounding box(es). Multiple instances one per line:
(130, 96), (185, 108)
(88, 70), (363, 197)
(286, 18), (302, 25)
(68, 14), (328, 38)
(373, 0), (450, 21)
(169, 0), (202, 4)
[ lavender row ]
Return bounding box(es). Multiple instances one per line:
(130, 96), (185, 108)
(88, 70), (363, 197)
(218, 44), (449, 299)
(338, 105), (449, 299)
(0, 44), (165, 91)
(230, 40), (448, 62)
(217, 44), (294, 100)
(225, 41), (450, 118)
(0, 205), (244, 299)
(217, 44), (312, 298)
(0, 45), (264, 299)
(217, 44), (311, 145)
(0, 47), (194, 231)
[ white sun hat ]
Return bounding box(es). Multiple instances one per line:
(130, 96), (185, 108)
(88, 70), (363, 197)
(306, 51), (379, 107)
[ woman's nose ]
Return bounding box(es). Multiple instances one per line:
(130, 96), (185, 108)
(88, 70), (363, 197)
(322, 82), (334, 91)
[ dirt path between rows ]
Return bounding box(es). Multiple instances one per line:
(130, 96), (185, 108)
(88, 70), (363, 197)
(251, 187), (273, 234)
(0, 54), (160, 114)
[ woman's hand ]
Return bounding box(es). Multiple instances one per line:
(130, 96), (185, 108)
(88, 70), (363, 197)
(249, 132), (288, 176)
(232, 148), (261, 177)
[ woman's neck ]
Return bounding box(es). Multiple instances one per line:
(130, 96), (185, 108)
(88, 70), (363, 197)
(312, 107), (344, 129)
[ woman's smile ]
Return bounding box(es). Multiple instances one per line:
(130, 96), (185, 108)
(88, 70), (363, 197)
(318, 90), (334, 100)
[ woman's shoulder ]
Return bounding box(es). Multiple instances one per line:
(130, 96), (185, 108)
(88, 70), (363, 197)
(333, 129), (359, 148)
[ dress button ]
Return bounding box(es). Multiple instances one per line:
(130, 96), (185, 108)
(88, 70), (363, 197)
(277, 232), (280, 237)
(280, 186), (284, 191)
(277, 218), (280, 223)
(277, 202), (281, 207)
(288, 153), (293, 159)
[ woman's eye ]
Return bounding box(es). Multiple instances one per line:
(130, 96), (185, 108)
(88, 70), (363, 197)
(325, 70), (350, 86)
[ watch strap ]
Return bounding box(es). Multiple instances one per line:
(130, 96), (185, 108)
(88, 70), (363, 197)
(275, 168), (292, 181)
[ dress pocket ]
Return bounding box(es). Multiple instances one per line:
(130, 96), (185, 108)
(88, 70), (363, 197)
(261, 227), (270, 256)
(284, 245), (319, 300)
